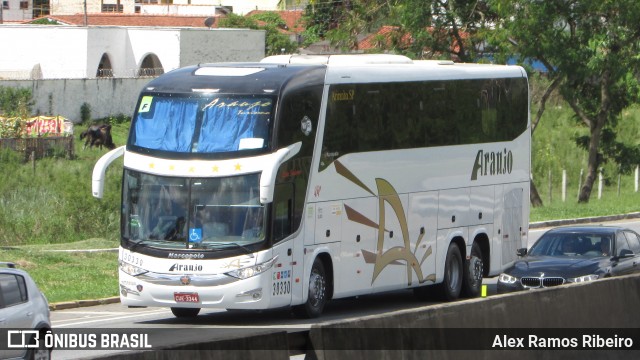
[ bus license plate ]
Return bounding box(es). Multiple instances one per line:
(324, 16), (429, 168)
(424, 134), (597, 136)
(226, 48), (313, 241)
(174, 292), (200, 303)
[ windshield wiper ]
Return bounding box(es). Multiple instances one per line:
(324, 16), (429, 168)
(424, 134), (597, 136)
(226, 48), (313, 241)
(127, 238), (147, 252)
(204, 242), (254, 256)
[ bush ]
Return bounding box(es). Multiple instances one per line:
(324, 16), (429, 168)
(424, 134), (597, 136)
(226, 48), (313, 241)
(0, 86), (33, 118)
(80, 103), (92, 124)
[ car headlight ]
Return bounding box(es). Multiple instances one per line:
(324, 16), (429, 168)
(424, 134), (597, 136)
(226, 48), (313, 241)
(120, 261), (148, 276)
(498, 273), (518, 284)
(567, 274), (599, 283)
(225, 256), (278, 279)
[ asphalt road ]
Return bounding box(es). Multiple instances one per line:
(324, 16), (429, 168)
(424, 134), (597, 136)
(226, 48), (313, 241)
(49, 218), (640, 359)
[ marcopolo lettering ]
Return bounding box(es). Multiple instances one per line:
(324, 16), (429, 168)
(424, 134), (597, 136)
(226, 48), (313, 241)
(168, 253), (204, 259)
(471, 148), (513, 180)
(169, 263), (203, 272)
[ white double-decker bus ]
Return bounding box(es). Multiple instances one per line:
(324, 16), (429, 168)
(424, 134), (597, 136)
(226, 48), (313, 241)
(92, 54), (530, 318)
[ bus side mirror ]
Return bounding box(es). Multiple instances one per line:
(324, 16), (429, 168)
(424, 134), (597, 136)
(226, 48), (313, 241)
(92, 146), (125, 198)
(259, 142), (301, 204)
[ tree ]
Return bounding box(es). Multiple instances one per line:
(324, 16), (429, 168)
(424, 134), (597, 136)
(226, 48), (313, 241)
(219, 13), (298, 56)
(301, 0), (359, 49)
(489, 0), (640, 202)
(392, 0), (498, 61)
(302, 1), (497, 61)
(0, 86), (33, 118)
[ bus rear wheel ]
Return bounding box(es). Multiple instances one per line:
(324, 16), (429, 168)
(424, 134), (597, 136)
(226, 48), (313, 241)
(462, 242), (483, 297)
(171, 307), (200, 318)
(437, 242), (463, 301)
(293, 258), (327, 318)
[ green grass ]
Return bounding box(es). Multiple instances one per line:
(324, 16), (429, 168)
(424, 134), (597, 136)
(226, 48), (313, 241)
(0, 120), (126, 303)
(0, 245), (119, 303)
(0, 122), (128, 246)
(530, 190), (640, 222)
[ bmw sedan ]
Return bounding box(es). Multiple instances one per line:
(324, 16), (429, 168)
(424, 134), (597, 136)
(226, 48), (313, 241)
(497, 225), (640, 293)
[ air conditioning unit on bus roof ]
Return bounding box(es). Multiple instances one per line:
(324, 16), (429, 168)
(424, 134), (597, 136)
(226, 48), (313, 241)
(260, 54), (413, 65)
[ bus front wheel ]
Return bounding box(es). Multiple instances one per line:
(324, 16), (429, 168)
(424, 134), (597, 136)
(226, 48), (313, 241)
(293, 258), (327, 318)
(438, 242), (463, 301)
(171, 307), (200, 318)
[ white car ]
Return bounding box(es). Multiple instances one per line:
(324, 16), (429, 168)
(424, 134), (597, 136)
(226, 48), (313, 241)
(0, 262), (52, 360)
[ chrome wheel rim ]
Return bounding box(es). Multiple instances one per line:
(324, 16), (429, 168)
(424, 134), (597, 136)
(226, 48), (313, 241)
(308, 269), (325, 307)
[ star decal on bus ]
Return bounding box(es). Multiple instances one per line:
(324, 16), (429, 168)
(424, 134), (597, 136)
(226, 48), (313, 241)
(335, 160), (436, 286)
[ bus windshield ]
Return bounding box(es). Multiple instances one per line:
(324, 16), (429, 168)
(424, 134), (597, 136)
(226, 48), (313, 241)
(122, 170), (266, 251)
(130, 94), (273, 155)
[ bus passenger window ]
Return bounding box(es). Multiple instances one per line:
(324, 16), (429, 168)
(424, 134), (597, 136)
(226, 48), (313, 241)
(272, 183), (293, 242)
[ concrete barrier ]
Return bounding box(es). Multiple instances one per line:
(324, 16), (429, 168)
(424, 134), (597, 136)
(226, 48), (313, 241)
(69, 274), (640, 359)
(308, 273), (640, 360)
(91, 330), (291, 360)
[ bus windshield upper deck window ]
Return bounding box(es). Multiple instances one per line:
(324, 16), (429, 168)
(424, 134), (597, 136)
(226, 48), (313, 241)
(134, 97), (198, 152)
(131, 95), (272, 155)
(197, 97), (271, 153)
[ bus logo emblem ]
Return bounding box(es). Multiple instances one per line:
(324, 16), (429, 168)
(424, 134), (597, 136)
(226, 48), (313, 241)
(471, 148), (514, 180)
(180, 276), (191, 285)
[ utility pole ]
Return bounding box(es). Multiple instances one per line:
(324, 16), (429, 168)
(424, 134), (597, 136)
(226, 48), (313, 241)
(83, 0), (88, 26)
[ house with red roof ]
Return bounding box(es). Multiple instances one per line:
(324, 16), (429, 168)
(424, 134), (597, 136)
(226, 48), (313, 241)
(49, 0), (302, 17)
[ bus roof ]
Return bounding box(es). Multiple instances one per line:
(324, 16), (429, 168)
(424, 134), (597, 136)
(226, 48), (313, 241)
(321, 61), (526, 84)
(142, 55), (526, 94)
(141, 63), (327, 94)
(261, 55), (526, 83)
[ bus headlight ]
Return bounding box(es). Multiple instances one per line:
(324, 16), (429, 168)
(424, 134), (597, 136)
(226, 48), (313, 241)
(225, 256), (277, 279)
(567, 274), (599, 283)
(120, 261), (148, 276)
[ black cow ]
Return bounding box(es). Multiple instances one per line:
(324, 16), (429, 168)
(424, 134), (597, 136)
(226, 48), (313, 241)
(80, 124), (116, 150)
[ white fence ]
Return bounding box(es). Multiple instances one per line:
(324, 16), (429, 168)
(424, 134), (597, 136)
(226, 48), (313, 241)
(538, 165), (640, 202)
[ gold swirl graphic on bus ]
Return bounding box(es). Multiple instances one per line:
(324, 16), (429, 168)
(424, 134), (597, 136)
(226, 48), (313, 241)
(335, 160), (436, 286)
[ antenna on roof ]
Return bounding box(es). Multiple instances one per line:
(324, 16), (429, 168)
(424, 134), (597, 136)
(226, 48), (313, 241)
(204, 17), (216, 29)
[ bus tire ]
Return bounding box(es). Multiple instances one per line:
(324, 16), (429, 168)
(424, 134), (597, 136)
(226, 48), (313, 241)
(437, 242), (463, 301)
(171, 307), (200, 318)
(293, 258), (327, 318)
(462, 242), (483, 298)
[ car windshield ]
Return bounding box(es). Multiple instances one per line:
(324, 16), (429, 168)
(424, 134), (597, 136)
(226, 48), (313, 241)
(528, 232), (612, 257)
(122, 169), (266, 251)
